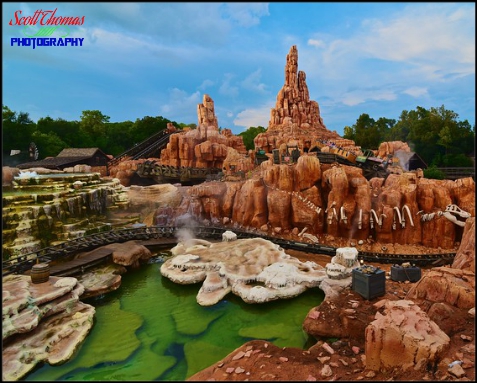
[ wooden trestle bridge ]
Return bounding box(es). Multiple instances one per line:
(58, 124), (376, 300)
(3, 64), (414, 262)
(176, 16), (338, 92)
(106, 129), (223, 185)
(2, 226), (456, 278)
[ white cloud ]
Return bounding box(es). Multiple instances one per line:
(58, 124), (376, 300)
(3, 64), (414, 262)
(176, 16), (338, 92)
(402, 87), (428, 98)
(199, 79), (215, 90)
(159, 89), (201, 122)
(78, 2), (261, 41)
(3, 2), (474, 138)
(304, 3), (474, 85)
(360, 4), (474, 68)
(233, 104), (271, 129)
(297, 2), (474, 131)
(307, 39), (325, 48)
(240, 69), (267, 93)
(223, 3), (270, 27)
(73, 3), (233, 46)
(341, 89), (397, 106)
(219, 73), (239, 97)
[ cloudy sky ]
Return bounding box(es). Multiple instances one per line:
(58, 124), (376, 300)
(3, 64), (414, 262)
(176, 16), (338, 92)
(3, 2), (475, 136)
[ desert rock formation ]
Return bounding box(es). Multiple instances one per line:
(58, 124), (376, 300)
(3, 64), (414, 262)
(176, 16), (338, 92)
(1, 239), (154, 381)
(159, 94), (247, 169)
(254, 45), (355, 154)
(108, 94), (249, 186)
(144, 45), (475, 252)
(161, 165), (474, 251)
(2, 275), (95, 381)
(160, 236), (327, 306)
(365, 299), (450, 372)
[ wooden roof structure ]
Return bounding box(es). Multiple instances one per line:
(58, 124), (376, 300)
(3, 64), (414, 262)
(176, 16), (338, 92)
(17, 148), (110, 170)
(394, 150), (428, 171)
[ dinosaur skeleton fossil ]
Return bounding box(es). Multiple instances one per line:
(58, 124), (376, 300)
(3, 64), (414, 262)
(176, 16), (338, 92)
(417, 204), (471, 227)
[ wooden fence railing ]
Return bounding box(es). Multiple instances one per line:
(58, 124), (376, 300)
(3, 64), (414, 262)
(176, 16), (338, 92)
(435, 167), (475, 180)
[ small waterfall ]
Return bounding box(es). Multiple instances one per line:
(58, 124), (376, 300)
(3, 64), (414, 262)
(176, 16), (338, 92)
(53, 202), (62, 220)
(88, 189), (102, 212)
(32, 206), (41, 219)
(67, 197), (75, 216)
(43, 204), (52, 216)
(81, 192), (87, 204)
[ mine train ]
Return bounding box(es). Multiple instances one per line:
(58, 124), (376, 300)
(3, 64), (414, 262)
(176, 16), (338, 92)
(255, 139), (391, 180)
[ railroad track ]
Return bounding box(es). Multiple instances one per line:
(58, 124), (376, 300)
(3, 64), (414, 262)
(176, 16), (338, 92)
(2, 225), (456, 277)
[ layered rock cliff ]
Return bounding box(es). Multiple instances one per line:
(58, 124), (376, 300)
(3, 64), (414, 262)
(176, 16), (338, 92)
(160, 161), (474, 251)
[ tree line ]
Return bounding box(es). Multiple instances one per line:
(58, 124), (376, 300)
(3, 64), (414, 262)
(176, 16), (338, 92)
(2, 106), (196, 160)
(2, 104), (474, 168)
(342, 105), (474, 167)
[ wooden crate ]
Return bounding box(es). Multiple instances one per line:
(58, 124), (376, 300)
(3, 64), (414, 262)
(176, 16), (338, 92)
(352, 268), (385, 300)
(390, 266), (421, 282)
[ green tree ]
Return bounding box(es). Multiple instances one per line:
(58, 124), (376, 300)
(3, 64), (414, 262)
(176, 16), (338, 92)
(2, 105), (15, 122)
(107, 120), (135, 155)
(37, 116), (84, 148)
(351, 114), (381, 149)
(402, 105), (474, 166)
(79, 110), (110, 144)
(31, 131), (68, 158)
(374, 117), (395, 143)
(455, 120), (475, 156)
(343, 126), (355, 141)
(2, 105), (36, 157)
(130, 116), (174, 143)
(386, 110), (412, 142)
(238, 126), (267, 151)
(423, 165), (446, 180)
(404, 107), (440, 164)
(437, 125), (453, 157)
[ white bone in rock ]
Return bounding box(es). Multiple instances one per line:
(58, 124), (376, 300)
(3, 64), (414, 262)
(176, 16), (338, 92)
(401, 205), (414, 227)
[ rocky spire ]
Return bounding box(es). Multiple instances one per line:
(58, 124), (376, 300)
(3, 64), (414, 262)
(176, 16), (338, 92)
(197, 94), (219, 130)
(254, 45), (344, 153)
(268, 45), (328, 133)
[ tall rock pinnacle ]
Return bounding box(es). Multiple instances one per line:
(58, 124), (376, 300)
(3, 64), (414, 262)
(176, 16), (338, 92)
(197, 94), (219, 130)
(254, 45), (344, 153)
(268, 45), (328, 134)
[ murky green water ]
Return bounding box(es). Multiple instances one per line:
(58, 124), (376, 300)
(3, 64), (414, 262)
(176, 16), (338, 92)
(24, 257), (324, 381)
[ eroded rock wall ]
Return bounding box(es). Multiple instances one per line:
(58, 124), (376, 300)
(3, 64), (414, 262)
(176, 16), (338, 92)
(159, 95), (247, 170)
(165, 163), (474, 250)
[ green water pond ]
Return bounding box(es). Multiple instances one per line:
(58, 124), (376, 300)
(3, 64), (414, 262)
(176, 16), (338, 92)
(24, 258), (324, 381)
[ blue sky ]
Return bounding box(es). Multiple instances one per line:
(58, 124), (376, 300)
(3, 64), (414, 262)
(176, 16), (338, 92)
(3, 2), (475, 136)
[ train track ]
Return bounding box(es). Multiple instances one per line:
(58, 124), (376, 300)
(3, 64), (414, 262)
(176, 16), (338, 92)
(2, 225), (456, 277)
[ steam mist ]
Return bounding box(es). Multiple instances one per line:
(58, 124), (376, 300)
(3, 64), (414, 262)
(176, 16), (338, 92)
(393, 150), (410, 171)
(174, 213), (198, 246)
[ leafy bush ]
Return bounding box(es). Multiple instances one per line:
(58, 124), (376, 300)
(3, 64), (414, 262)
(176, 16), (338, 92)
(423, 166), (446, 180)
